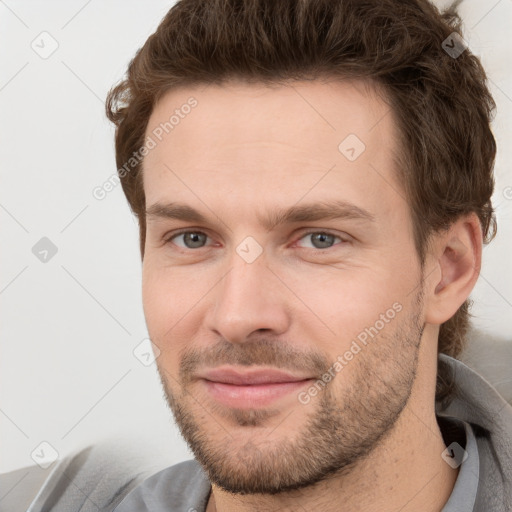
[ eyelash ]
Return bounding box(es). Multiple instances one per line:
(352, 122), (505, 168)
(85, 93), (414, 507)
(164, 229), (348, 251)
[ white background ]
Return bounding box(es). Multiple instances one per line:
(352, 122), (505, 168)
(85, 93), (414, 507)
(1, 0), (511, 473)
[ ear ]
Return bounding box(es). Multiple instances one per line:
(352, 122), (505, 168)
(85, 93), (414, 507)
(424, 213), (482, 325)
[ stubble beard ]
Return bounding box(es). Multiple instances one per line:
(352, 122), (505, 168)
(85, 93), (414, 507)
(156, 298), (424, 495)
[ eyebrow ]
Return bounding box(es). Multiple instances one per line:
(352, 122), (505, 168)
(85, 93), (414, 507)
(145, 199), (375, 231)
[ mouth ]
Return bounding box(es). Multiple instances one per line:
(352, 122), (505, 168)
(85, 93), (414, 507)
(197, 367), (315, 409)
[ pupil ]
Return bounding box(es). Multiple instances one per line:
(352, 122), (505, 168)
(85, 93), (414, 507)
(314, 233), (332, 248)
(186, 232), (204, 248)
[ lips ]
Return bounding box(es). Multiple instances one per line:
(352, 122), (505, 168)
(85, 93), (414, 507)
(199, 367), (313, 385)
(197, 367), (315, 409)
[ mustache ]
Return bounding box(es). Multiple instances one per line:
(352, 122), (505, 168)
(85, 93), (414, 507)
(179, 338), (330, 384)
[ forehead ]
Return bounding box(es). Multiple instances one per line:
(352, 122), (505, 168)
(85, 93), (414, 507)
(144, 77), (395, 158)
(142, 78), (405, 226)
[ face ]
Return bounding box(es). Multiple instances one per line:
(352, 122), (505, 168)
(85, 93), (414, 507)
(141, 78), (426, 494)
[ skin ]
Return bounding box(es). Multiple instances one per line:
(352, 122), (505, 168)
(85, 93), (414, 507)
(140, 78), (482, 512)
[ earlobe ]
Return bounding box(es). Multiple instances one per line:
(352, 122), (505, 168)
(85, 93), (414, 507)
(425, 215), (482, 325)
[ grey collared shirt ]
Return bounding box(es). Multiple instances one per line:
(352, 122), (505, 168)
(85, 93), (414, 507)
(113, 416), (480, 512)
(441, 418), (480, 512)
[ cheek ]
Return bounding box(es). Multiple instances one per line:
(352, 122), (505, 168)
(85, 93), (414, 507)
(142, 268), (188, 380)
(142, 260), (211, 342)
(141, 264), (165, 331)
(142, 261), (180, 346)
(288, 269), (407, 354)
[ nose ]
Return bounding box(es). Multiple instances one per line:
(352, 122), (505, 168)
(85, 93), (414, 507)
(204, 248), (291, 344)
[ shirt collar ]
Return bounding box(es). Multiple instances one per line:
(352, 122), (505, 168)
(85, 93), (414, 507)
(439, 417), (480, 512)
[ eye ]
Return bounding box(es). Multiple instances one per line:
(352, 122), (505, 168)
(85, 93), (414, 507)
(166, 230), (211, 249)
(295, 231), (345, 250)
(164, 229), (347, 251)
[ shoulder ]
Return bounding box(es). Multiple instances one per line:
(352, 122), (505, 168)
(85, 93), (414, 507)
(438, 354), (512, 510)
(0, 441), (176, 512)
(114, 459), (211, 512)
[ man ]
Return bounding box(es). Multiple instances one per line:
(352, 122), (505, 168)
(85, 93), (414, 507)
(102, 0), (512, 510)
(14, 0), (509, 511)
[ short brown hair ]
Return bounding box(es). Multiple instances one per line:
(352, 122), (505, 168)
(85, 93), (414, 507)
(105, 0), (497, 401)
